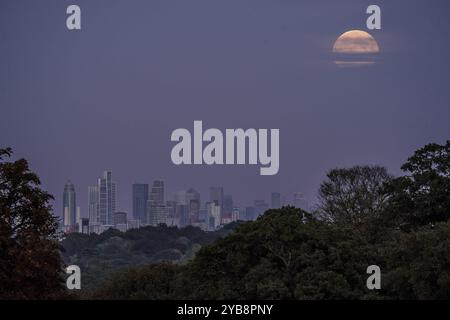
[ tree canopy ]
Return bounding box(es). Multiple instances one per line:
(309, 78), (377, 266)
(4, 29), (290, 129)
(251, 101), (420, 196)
(0, 148), (66, 299)
(318, 165), (392, 226)
(385, 141), (450, 228)
(92, 141), (450, 300)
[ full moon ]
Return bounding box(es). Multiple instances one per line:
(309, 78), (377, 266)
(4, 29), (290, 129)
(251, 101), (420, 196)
(333, 30), (380, 54)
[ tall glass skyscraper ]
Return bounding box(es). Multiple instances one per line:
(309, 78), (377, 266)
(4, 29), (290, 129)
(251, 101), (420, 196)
(63, 181), (77, 230)
(88, 185), (99, 225)
(132, 183), (148, 223)
(147, 180), (165, 225)
(89, 171), (116, 227)
(99, 171), (116, 225)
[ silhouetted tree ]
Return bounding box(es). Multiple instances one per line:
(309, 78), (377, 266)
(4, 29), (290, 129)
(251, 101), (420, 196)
(0, 148), (66, 299)
(318, 166), (392, 225)
(385, 141), (450, 228)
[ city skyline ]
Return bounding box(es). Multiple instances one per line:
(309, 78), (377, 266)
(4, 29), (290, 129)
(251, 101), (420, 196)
(60, 169), (310, 233)
(53, 168), (315, 221)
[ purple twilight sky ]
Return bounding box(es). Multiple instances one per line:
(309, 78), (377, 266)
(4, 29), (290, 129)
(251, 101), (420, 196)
(1, 0), (450, 218)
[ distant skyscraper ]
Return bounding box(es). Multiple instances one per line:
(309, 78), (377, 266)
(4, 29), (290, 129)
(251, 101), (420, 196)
(210, 186), (224, 220)
(150, 179), (164, 205)
(173, 188), (200, 225)
(63, 181), (77, 232)
(232, 207), (240, 222)
(165, 200), (177, 226)
(189, 199), (200, 223)
(210, 187), (224, 206)
(80, 218), (89, 234)
(76, 207), (81, 229)
(254, 200), (269, 218)
(132, 183), (148, 223)
(175, 190), (187, 205)
(293, 192), (308, 211)
(88, 185), (99, 225)
(146, 180), (165, 225)
(199, 208), (207, 222)
(245, 207), (255, 221)
(89, 171), (116, 227)
(271, 192), (281, 209)
(186, 188), (200, 223)
(176, 204), (189, 228)
(99, 171), (116, 225)
(223, 194), (233, 221)
(147, 204), (168, 226)
(206, 201), (221, 231)
(185, 187), (200, 205)
(282, 195), (287, 207)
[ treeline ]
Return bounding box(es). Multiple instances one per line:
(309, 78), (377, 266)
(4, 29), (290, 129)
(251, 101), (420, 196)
(91, 141), (450, 299)
(91, 209), (450, 299)
(61, 223), (239, 292)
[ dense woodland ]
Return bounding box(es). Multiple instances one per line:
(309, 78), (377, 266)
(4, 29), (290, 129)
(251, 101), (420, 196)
(61, 223), (239, 292)
(1, 141), (450, 299)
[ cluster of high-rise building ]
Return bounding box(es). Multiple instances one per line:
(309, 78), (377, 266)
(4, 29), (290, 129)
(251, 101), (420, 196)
(61, 171), (309, 234)
(63, 171), (119, 234)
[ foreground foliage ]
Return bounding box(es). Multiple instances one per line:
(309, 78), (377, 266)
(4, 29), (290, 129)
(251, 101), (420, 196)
(62, 223), (238, 291)
(93, 141), (450, 300)
(0, 148), (65, 299)
(93, 207), (450, 300)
